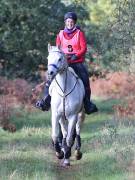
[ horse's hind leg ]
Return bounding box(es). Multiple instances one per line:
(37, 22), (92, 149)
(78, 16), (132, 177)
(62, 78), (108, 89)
(74, 135), (82, 160)
(75, 117), (81, 149)
(74, 120), (82, 160)
(75, 112), (85, 160)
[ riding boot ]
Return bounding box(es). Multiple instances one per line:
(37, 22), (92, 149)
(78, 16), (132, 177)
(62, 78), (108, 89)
(84, 86), (98, 114)
(36, 80), (51, 111)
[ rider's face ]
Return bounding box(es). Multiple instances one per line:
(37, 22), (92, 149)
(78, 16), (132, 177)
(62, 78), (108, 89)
(65, 18), (75, 30)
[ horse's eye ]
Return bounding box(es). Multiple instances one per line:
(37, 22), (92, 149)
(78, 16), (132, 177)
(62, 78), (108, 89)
(58, 58), (61, 62)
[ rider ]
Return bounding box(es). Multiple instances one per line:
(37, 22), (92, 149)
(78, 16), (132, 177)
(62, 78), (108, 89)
(36, 12), (98, 114)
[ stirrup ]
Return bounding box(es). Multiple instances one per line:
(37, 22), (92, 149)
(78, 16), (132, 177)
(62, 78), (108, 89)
(84, 102), (98, 114)
(36, 97), (50, 111)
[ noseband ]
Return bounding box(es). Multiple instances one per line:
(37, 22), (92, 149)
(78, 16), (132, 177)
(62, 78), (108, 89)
(48, 50), (67, 75)
(48, 63), (59, 70)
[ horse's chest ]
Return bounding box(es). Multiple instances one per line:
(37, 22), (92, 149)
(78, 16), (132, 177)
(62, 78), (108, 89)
(51, 94), (81, 115)
(49, 76), (84, 114)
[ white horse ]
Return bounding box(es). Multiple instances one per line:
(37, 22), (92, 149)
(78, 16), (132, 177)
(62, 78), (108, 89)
(47, 45), (85, 166)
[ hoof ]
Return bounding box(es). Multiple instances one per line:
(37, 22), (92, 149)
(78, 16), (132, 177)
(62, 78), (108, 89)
(62, 159), (70, 167)
(56, 151), (64, 159)
(75, 150), (82, 160)
(63, 162), (70, 167)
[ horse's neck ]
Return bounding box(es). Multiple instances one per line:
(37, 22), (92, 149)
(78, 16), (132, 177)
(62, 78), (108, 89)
(55, 69), (76, 92)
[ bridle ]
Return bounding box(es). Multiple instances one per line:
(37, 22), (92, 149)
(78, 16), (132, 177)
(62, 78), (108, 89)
(48, 50), (66, 75)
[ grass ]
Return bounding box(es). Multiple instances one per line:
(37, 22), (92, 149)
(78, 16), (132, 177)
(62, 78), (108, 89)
(0, 98), (135, 180)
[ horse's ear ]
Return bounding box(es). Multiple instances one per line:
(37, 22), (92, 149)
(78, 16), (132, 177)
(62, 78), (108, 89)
(57, 45), (63, 53)
(48, 43), (52, 52)
(57, 45), (61, 50)
(57, 45), (62, 51)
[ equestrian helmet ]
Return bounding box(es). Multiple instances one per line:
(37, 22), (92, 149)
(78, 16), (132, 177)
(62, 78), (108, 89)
(64, 12), (77, 22)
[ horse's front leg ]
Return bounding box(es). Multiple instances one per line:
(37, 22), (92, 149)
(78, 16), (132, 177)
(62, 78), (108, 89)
(59, 117), (69, 164)
(59, 117), (68, 140)
(61, 115), (77, 166)
(51, 113), (64, 159)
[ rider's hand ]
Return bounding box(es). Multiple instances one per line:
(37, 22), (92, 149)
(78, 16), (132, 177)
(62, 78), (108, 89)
(70, 54), (78, 61)
(65, 54), (72, 60)
(65, 54), (78, 61)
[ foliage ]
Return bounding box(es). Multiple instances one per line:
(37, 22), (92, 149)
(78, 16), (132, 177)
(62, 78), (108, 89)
(0, 76), (34, 132)
(0, 0), (66, 79)
(72, 0), (135, 72)
(0, 0), (135, 78)
(0, 0), (89, 79)
(98, 0), (135, 71)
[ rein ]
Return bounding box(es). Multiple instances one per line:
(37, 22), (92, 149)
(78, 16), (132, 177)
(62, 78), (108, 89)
(55, 69), (79, 120)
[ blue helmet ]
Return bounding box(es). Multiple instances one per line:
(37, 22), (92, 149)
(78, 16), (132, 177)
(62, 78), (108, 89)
(64, 12), (77, 22)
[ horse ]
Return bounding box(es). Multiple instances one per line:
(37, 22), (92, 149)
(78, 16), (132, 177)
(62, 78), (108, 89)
(47, 45), (85, 166)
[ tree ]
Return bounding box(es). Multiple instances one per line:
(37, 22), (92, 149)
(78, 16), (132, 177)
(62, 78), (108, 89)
(100, 0), (135, 71)
(0, 0), (66, 79)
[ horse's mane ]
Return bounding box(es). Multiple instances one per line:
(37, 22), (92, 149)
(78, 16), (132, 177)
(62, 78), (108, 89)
(49, 46), (62, 53)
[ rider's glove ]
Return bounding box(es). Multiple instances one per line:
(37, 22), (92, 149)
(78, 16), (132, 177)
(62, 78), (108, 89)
(70, 54), (78, 61)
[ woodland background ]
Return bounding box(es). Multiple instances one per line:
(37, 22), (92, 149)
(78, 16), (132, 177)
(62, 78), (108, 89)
(0, 0), (135, 179)
(0, 0), (135, 79)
